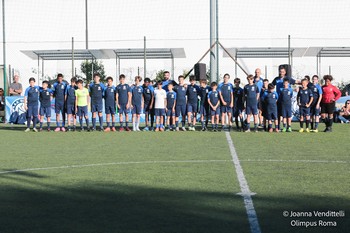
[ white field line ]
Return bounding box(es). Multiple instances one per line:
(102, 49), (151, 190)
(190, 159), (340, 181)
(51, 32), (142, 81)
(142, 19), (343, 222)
(240, 159), (349, 164)
(225, 132), (261, 233)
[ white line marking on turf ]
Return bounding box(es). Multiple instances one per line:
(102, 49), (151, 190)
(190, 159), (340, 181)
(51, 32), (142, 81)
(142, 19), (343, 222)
(0, 159), (230, 175)
(240, 159), (349, 164)
(225, 132), (261, 233)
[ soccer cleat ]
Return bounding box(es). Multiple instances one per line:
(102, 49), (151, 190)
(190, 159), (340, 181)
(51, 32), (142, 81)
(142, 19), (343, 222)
(313, 129), (318, 133)
(275, 128), (279, 133)
(282, 128), (287, 133)
(268, 128), (273, 133)
(47, 128), (51, 132)
(245, 129), (251, 133)
(119, 127), (124, 132)
(39, 128), (43, 132)
(155, 127), (159, 132)
(254, 128), (258, 133)
(299, 128), (304, 133)
(287, 127), (292, 132)
(80, 128), (85, 132)
(143, 127), (149, 131)
(181, 127), (187, 131)
(100, 127), (104, 132)
(67, 128), (72, 132)
(306, 128), (310, 133)
(61, 127), (66, 132)
(150, 127), (154, 131)
(201, 127), (206, 131)
(33, 128), (38, 132)
(175, 127), (180, 131)
(104, 127), (111, 132)
(213, 128), (217, 132)
(165, 128), (170, 132)
(24, 128), (31, 132)
(136, 128), (141, 132)
(160, 127), (164, 132)
(54, 127), (60, 132)
(125, 127), (131, 132)
(111, 127), (116, 132)
(323, 127), (328, 132)
(91, 128), (96, 132)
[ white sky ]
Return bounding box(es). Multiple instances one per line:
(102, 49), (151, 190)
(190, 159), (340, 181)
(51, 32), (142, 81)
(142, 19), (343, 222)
(2, 0), (350, 88)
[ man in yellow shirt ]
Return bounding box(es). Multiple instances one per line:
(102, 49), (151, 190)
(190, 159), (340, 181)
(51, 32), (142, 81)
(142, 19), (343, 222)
(75, 80), (90, 131)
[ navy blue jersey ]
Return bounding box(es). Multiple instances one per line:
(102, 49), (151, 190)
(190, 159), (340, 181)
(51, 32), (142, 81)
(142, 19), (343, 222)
(186, 84), (200, 105)
(89, 82), (105, 104)
(39, 88), (53, 108)
(116, 84), (131, 105)
(278, 87), (293, 106)
(297, 88), (313, 106)
(104, 85), (116, 106)
(233, 87), (244, 109)
(25, 86), (40, 106)
(218, 82), (233, 103)
(53, 82), (67, 103)
(65, 85), (77, 106)
(143, 85), (154, 105)
(166, 91), (177, 109)
(173, 85), (187, 106)
(199, 86), (211, 106)
(262, 91), (279, 110)
(208, 90), (220, 106)
(244, 84), (259, 105)
(272, 76), (296, 94)
(131, 85), (143, 106)
(162, 80), (170, 92)
(308, 83), (323, 104)
(254, 77), (264, 93)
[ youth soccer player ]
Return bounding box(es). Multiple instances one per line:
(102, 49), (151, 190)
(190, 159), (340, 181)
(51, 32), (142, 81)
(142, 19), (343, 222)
(154, 80), (167, 132)
(89, 73), (105, 131)
(75, 79), (90, 131)
(186, 75), (200, 131)
(232, 78), (244, 131)
(103, 76), (116, 132)
(279, 78), (293, 132)
(130, 76), (144, 131)
(53, 73), (67, 132)
(65, 77), (77, 131)
(208, 82), (220, 132)
(24, 77), (40, 132)
(308, 75), (323, 132)
(142, 78), (154, 131)
(173, 75), (187, 131)
(166, 82), (176, 131)
(297, 78), (314, 132)
(259, 79), (269, 131)
(116, 74), (132, 131)
(244, 74), (260, 132)
(262, 83), (279, 132)
(39, 80), (53, 132)
(199, 79), (211, 131)
(218, 73), (233, 131)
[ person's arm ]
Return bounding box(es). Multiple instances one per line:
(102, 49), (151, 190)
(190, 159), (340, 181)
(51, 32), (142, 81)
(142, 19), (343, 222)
(16, 84), (23, 95)
(334, 87), (342, 102)
(173, 99), (176, 112)
(208, 98), (214, 110)
(87, 92), (90, 108)
(306, 92), (313, 107)
(75, 93), (78, 113)
(297, 91), (300, 106)
(150, 90), (154, 109)
(218, 86), (226, 105)
(127, 90), (132, 109)
(115, 91), (120, 109)
(230, 90), (233, 108)
(24, 88), (28, 110)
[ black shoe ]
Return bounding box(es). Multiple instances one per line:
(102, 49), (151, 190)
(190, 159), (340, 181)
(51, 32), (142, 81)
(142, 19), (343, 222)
(323, 127), (329, 132)
(80, 128), (85, 132)
(236, 127), (242, 132)
(100, 127), (104, 132)
(328, 127), (332, 132)
(91, 128), (96, 131)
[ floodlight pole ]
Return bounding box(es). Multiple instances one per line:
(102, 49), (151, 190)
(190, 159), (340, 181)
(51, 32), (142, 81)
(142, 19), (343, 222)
(85, 0), (88, 49)
(144, 36), (146, 79)
(72, 37), (74, 78)
(2, 0), (6, 95)
(210, 0), (219, 83)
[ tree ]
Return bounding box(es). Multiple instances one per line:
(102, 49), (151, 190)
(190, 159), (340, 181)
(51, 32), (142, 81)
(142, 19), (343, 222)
(80, 60), (106, 84)
(154, 69), (165, 82)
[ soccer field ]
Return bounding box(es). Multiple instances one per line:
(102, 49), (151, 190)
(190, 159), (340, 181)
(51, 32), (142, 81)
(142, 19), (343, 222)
(0, 124), (349, 233)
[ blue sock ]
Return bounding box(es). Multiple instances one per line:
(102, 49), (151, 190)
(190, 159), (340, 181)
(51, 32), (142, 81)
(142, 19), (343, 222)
(201, 121), (204, 128)
(79, 118), (83, 128)
(181, 121), (185, 127)
(212, 123), (214, 129)
(175, 121), (179, 127)
(92, 117), (96, 128)
(56, 121), (60, 127)
(107, 122), (110, 127)
(40, 122), (43, 128)
(47, 122), (51, 128)
(268, 124), (272, 129)
(315, 122), (319, 129)
(99, 116), (103, 127)
(85, 118), (89, 127)
(160, 124), (164, 128)
(112, 122), (115, 127)
(156, 124), (159, 128)
(120, 121), (124, 127)
(126, 121), (129, 127)
(27, 118), (31, 128)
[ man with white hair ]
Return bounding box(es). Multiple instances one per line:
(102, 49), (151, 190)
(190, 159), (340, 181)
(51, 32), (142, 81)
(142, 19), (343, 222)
(9, 75), (23, 96)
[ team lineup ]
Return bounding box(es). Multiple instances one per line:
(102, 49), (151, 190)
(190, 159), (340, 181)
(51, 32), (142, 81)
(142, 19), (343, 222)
(23, 67), (341, 133)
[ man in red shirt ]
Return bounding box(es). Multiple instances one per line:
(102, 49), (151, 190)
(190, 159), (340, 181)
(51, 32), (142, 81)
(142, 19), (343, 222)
(321, 75), (341, 132)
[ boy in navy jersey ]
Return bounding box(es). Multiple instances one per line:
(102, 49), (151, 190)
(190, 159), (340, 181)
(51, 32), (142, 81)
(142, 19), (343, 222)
(297, 78), (314, 132)
(116, 74), (132, 131)
(166, 82), (176, 131)
(142, 78), (154, 131)
(262, 84), (279, 132)
(232, 78), (244, 131)
(39, 80), (53, 131)
(24, 77), (40, 132)
(65, 77), (77, 131)
(244, 74), (260, 132)
(308, 75), (323, 132)
(259, 79), (269, 131)
(173, 75), (187, 131)
(131, 76), (144, 131)
(199, 79), (211, 131)
(208, 82), (220, 132)
(89, 73), (105, 131)
(218, 73), (233, 131)
(186, 75), (200, 131)
(53, 73), (67, 132)
(103, 76), (116, 132)
(279, 78), (293, 132)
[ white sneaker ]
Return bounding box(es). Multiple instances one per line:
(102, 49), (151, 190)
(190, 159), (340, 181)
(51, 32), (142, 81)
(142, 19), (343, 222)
(181, 127), (187, 131)
(175, 127), (180, 131)
(136, 128), (141, 131)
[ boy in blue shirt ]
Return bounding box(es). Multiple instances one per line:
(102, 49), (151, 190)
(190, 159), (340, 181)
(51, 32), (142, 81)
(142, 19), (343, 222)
(103, 76), (116, 132)
(208, 82), (220, 132)
(218, 73), (233, 131)
(308, 75), (323, 132)
(65, 77), (77, 131)
(39, 80), (53, 132)
(259, 79), (269, 131)
(131, 76), (144, 131)
(232, 78), (244, 132)
(262, 83), (279, 132)
(116, 74), (132, 132)
(279, 78), (294, 132)
(297, 78), (314, 132)
(142, 78), (154, 131)
(24, 77), (40, 132)
(166, 82), (176, 131)
(53, 73), (67, 132)
(243, 74), (260, 132)
(199, 79), (211, 131)
(89, 73), (105, 131)
(173, 75), (187, 131)
(186, 75), (200, 131)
